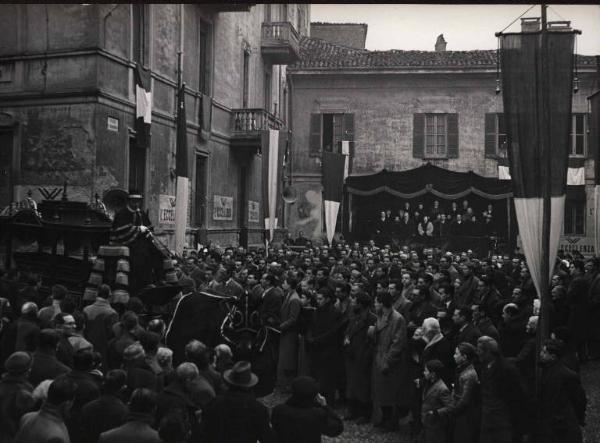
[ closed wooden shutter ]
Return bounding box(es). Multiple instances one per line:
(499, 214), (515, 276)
(484, 113), (497, 158)
(309, 113), (322, 156)
(447, 113), (459, 158)
(413, 113), (425, 159)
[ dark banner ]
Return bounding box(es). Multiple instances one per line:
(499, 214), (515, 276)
(499, 31), (576, 198)
(176, 84), (188, 178)
(322, 151), (346, 203)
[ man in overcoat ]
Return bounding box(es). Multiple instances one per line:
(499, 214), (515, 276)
(370, 291), (408, 432)
(306, 288), (344, 406)
(536, 338), (586, 443)
(343, 292), (376, 422)
(278, 276), (302, 390)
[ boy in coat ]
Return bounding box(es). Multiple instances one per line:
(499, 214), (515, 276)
(421, 359), (453, 443)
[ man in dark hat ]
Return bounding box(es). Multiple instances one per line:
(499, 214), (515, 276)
(202, 361), (274, 443)
(110, 190), (166, 294)
(271, 375), (343, 442)
(0, 351), (36, 443)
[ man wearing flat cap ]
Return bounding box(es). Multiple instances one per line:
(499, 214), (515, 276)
(0, 351), (36, 443)
(202, 361), (274, 443)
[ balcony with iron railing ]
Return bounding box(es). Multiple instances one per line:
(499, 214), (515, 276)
(230, 108), (285, 149)
(261, 22), (300, 65)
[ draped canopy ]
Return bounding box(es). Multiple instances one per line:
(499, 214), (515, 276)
(345, 163), (513, 200)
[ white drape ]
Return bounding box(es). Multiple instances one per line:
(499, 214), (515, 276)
(513, 196), (565, 297)
(324, 200), (340, 245)
(266, 130), (279, 242)
(500, 166), (584, 186)
(174, 177), (189, 254)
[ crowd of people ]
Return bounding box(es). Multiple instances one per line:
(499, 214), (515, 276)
(362, 199), (500, 246)
(1, 237), (599, 443)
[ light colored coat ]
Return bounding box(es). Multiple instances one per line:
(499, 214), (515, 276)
(371, 309), (408, 407)
(278, 290), (301, 372)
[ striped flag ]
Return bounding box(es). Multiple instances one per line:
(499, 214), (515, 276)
(499, 30), (576, 296)
(174, 83), (189, 253)
(261, 130), (287, 243)
(135, 63), (152, 149)
(322, 151), (346, 245)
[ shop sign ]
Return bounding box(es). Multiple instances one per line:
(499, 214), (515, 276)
(158, 194), (176, 228)
(213, 195), (233, 220)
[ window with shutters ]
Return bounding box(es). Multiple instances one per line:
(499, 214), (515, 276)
(564, 199), (585, 235)
(569, 113), (587, 157)
(485, 113), (508, 158)
(425, 114), (447, 157)
(414, 113), (458, 159)
(309, 113), (354, 158)
(322, 113), (344, 153)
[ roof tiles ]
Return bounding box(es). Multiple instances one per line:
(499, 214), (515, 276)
(289, 36), (597, 71)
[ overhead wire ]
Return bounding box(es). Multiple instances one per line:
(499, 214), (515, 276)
(498, 4), (537, 34)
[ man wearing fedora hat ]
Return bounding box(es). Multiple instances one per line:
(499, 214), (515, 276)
(109, 190), (166, 294)
(202, 361), (274, 443)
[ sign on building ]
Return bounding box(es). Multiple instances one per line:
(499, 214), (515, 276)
(213, 195), (233, 220)
(248, 200), (260, 223)
(558, 236), (596, 257)
(158, 194), (176, 228)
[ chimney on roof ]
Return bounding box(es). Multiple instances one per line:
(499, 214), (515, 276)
(310, 23), (368, 49)
(521, 17), (541, 32)
(435, 34), (446, 52)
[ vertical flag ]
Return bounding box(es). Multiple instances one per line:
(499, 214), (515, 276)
(322, 151), (346, 245)
(341, 140), (350, 179)
(589, 91), (600, 255)
(499, 30), (575, 296)
(135, 63), (152, 149)
(174, 83), (189, 253)
(261, 129), (287, 243)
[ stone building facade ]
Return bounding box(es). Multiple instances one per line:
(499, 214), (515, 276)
(286, 23), (599, 251)
(0, 3), (310, 249)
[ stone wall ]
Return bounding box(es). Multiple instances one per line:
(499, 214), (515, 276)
(288, 70), (599, 241)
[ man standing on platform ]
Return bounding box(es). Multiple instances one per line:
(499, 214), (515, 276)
(110, 191), (166, 293)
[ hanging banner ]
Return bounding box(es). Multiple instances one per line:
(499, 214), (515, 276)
(322, 151), (346, 245)
(499, 29), (576, 294)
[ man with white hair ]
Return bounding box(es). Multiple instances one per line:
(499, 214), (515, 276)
(14, 302), (40, 353)
(420, 317), (455, 387)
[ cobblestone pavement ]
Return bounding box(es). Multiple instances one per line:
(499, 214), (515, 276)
(260, 360), (600, 443)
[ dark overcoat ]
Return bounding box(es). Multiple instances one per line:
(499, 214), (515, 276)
(537, 361), (586, 443)
(344, 310), (376, 402)
(452, 363), (480, 443)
